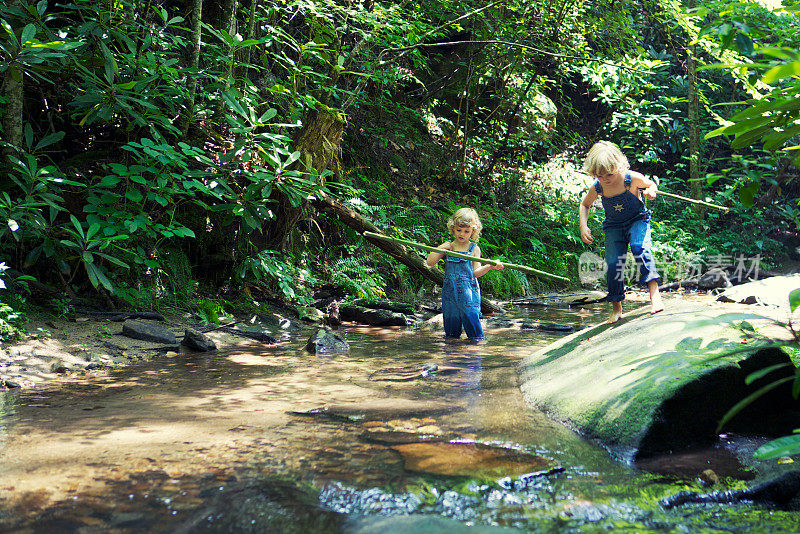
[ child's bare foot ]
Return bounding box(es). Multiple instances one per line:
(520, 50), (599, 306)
(648, 280), (664, 315)
(651, 294), (665, 315)
(607, 303), (623, 324)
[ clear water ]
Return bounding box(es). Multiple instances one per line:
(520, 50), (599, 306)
(1, 302), (799, 532)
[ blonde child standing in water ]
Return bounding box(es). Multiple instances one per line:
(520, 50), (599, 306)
(426, 207), (504, 341)
(578, 141), (665, 323)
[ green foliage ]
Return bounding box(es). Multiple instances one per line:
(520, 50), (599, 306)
(716, 289), (800, 460)
(236, 250), (315, 304)
(195, 297), (231, 326)
(0, 301), (24, 342)
(331, 254), (386, 299)
(0, 263), (25, 341)
(703, 3), (800, 164)
(578, 53), (674, 163)
(58, 214), (131, 292)
(480, 268), (529, 300)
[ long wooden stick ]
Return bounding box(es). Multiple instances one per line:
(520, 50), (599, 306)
(578, 172), (729, 212)
(362, 231), (570, 283)
(657, 191), (729, 212)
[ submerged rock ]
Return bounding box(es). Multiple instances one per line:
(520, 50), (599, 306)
(520, 321), (576, 333)
(390, 441), (554, 478)
(360, 430), (451, 445)
(511, 292), (607, 307)
(289, 399), (459, 422)
(368, 363), (459, 382)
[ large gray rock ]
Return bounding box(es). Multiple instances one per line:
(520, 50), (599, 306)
(717, 274), (800, 308)
(520, 303), (800, 462)
(121, 320), (177, 345)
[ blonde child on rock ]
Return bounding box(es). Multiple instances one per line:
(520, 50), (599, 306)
(578, 141), (665, 323)
(426, 207), (504, 341)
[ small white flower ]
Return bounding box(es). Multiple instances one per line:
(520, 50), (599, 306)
(8, 219), (19, 232)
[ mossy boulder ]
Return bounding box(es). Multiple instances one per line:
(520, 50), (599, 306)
(520, 303), (800, 462)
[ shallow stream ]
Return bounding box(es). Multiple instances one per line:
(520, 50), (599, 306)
(1, 301), (799, 532)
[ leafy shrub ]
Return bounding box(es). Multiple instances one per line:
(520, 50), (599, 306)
(0, 263), (24, 341)
(236, 250), (315, 304)
(331, 255), (386, 299)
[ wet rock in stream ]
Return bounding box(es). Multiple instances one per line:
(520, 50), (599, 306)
(182, 327), (217, 352)
(172, 479), (344, 533)
(359, 430), (453, 446)
(510, 291), (607, 307)
(660, 470), (800, 510)
(305, 327), (350, 354)
(519, 321), (576, 333)
(368, 363), (460, 382)
(390, 442), (555, 478)
(289, 399), (460, 422)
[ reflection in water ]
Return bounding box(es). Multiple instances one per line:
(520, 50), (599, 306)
(1, 302), (798, 532)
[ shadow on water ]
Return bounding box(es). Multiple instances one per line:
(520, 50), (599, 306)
(1, 301), (800, 532)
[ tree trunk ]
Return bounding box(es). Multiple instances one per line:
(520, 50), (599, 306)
(1, 0), (23, 155)
(242, 0), (259, 78)
(1, 66), (23, 155)
(687, 29), (704, 218)
(312, 195), (504, 314)
(263, 105), (346, 249)
(480, 75), (536, 178)
(179, 0), (204, 135)
(211, 0), (238, 121)
(223, 0), (238, 86)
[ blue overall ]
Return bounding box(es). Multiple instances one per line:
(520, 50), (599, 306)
(595, 172), (660, 302)
(442, 242), (485, 340)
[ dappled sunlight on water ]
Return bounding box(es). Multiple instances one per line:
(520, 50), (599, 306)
(1, 299), (799, 532)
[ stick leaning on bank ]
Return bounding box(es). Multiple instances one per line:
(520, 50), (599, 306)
(362, 231), (570, 283)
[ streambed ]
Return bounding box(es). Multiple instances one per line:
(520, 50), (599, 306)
(1, 297), (798, 532)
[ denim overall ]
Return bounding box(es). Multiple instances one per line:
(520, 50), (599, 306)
(595, 172), (660, 302)
(442, 242), (485, 340)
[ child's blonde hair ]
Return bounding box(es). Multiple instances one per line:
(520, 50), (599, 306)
(582, 141), (630, 177)
(447, 207), (482, 239)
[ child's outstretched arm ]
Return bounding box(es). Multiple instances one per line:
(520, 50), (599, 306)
(629, 171), (658, 199)
(471, 245), (504, 277)
(426, 242), (452, 267)
(579, 188), (598, 244)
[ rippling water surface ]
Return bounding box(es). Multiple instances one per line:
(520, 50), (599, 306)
(1, 300), (798, 532)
